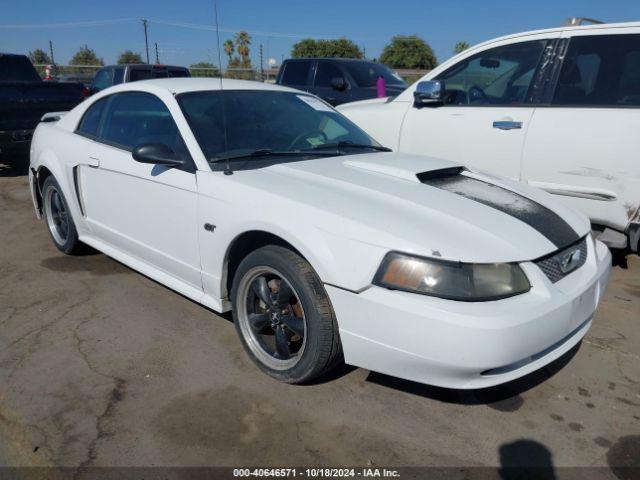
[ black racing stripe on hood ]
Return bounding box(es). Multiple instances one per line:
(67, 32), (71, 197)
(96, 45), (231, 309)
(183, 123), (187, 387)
(420, 173), (580, 250)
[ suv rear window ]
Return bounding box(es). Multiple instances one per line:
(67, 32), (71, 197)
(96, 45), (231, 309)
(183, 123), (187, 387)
(554, 34), (640, 106)
(345, 62), (406, 87)
(280, 61), (311, 85)
(129, 68), (153, 82)
(168, 68), (189, 78)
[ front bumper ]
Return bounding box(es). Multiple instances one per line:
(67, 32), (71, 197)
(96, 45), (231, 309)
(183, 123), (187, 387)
(327, 237), (612, 389)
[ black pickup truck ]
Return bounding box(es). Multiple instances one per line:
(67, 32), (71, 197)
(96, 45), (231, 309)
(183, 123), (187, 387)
(0, 53), (85, 158)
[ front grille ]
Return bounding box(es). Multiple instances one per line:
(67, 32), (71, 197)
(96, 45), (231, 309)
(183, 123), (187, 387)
(534, 237), (588, 283)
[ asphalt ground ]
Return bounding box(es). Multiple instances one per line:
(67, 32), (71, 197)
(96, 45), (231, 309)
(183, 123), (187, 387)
(0, 156), (638, 479)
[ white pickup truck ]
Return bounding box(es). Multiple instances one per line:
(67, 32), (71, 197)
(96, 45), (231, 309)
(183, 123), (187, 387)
(338, 21), (640, 253)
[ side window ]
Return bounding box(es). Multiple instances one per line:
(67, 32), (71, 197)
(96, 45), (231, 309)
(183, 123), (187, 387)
(76, 97), (108, 137)
(280, 61), (311, 86)
(314, 61), (343, 87)
(129, 68), (152, 82)
(92, 69), (112, 92)
(436, 40), (547, 105)
(112, 68), (124, 85)
(553, 34), (640, 106)
(97, 92), (188, 159)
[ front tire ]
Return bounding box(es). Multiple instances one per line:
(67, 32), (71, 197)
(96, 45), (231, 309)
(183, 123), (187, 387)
(42, 176), (83, 255)
(231, 245), (342, 384)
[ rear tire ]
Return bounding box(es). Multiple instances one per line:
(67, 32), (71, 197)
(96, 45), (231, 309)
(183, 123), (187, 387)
(42, 176), (83, 255)
(231, 245), (342, 384)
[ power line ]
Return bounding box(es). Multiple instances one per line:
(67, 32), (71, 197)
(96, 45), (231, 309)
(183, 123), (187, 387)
(0, 16), (374, 40)
(147, 18), (374, 40)
(0, 18), (136, 29)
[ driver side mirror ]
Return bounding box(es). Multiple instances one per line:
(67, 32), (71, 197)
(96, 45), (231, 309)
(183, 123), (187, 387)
(413, 80), (445, 107)
(330, 77), (348, 91)
(132, 143), (185, 167)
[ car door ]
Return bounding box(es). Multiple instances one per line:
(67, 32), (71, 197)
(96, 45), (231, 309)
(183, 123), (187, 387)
(311, 60), (351, 106)
(400, 38), (555, 180)
(77, 91), (202, 291)
(522, 31), (640, 239)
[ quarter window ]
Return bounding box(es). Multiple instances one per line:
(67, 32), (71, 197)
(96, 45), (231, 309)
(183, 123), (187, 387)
(77, 97), (108, 137)
(553, 34), (640, 106)
(436, 40), (547, 105)
(280, 61), (311, 86)
(97, 92), (188, 158)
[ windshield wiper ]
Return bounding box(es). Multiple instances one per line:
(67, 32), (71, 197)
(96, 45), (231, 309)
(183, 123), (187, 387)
(305, 141), (392, 152)
(209, 148), (341, 163)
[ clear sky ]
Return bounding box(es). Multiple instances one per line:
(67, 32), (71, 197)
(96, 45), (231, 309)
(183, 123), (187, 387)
(1, 0), (639, 68)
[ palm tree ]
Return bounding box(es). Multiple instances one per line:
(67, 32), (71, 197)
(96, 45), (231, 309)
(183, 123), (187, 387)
(454, 41), (470, 54)
(234, 31), (251, 63)
(223, 39), (235, 65)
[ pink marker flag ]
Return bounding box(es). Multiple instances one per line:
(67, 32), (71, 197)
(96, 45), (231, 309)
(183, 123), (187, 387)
(376, 75), (387, 98)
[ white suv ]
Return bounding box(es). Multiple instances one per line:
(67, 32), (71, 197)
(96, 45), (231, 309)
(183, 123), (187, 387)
(338, 21), (640, 253)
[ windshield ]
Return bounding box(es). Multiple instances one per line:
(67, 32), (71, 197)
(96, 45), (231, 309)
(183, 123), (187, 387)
(177, 90), (380, 164)
(345, 62), (407, 87)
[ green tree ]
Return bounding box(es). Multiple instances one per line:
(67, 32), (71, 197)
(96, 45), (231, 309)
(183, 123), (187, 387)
(117, 50), (143, 64)
(70, 45), (104, 74)
(454, 41), (471, 54)
(379, 35), (437, 70)
(28, 48), (52, 65)
(291, 38), (363, 59)
(226, 57), (253, 80)
(28, 48), (53, 77)
(189, 61), (220, 77)
(223, 39), (235, 65)
(234, 31), (251, 63)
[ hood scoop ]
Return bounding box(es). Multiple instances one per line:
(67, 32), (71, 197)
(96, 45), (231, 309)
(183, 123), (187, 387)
(343, 159), (422, 183)
(343, 155), (466, 183)
(416, 166), (467, 182)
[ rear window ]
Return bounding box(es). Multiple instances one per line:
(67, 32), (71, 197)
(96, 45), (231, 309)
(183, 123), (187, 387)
(168, 68), (189, 78)
(345, 62), (407, 87)
(129, 68), (153, 82)
(0, 55), (41, 82)
(280, 61), (311, 85)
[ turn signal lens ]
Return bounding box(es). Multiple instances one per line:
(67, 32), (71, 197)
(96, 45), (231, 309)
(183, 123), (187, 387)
(374, 252), (530, 301)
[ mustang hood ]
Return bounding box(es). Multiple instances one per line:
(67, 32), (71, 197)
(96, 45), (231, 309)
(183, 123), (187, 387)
(237, 153), (590, 263)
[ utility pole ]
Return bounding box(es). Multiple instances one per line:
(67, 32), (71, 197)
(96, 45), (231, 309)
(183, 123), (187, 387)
(48, 40), (57, 75)
(155, 42), (160, 64)
(259, 43), (264, 82)
(141, 19), (150, 63)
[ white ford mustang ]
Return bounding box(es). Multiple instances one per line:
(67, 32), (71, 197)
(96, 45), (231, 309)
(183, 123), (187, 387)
(29, 78), (611, 388)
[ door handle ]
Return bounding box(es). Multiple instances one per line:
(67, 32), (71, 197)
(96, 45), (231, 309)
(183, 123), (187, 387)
(493, 120), (522, 130)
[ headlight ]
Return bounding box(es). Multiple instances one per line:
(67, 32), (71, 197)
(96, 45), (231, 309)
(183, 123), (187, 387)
(373, 252), (531, 301)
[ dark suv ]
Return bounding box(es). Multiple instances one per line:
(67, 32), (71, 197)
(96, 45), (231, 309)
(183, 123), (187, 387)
(276, 58), (408, 106)
(89, 64), (190, 94)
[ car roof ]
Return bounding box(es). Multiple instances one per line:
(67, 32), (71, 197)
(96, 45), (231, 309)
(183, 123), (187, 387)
(97, 77), (301, 95)
(473, 21), (640, 49)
